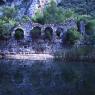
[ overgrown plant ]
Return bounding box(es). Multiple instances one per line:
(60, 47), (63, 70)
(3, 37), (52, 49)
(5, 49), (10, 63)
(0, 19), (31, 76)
(63, 28), (80, 45)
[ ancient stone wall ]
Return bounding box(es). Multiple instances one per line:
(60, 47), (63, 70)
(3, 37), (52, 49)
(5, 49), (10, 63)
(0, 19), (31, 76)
(12, 19), (78, 41)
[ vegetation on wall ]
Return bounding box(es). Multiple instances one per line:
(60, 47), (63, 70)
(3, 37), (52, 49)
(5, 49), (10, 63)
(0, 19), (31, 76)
(0, 6), (19, 40)
(85, 19), (95, 35)
(62, 28), (80, 45)
(0, 0), (95, 47)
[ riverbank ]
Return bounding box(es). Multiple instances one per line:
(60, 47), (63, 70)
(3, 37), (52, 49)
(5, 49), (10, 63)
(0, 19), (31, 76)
(0, 53), (54, 60)
(0, 45), (95, 62)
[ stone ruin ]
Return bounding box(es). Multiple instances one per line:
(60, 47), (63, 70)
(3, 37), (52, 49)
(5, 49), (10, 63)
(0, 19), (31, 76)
(0, 19), (86, 54)
(12, 19), (78, 41)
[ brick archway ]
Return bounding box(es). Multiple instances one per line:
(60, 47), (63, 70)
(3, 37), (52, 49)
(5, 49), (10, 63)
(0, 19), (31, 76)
(30, 26), (42, 41)
(43, 27), (53, 41)
(56, 28), (64, 39)
(14, 28), (24, 40)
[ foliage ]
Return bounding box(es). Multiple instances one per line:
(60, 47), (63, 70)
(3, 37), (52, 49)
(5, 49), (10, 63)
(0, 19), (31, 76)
(22, 15), (31, 23)
(0, 18), (17, 39)
(76, 15), (92, 22)
(0, 6), (18, 40)
(63, 28), (80, 45)
(32, 1), (76, 24)
(0, 23), (10, 40)
(1, 6), (18, 19)
(85, 19), (95, 35)
(32, 10), (44, 24)
(58, 0), (95, 16)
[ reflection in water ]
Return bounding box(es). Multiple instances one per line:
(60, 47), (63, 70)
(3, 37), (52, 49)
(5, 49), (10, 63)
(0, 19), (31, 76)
(0, 59), (95, 95)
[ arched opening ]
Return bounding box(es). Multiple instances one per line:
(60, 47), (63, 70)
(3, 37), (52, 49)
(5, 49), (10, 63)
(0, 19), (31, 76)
(30, 26), (41, 41)
(14, 28), (24, 40)
(56, 28), (63, 39)
(44, 27), (53, 41)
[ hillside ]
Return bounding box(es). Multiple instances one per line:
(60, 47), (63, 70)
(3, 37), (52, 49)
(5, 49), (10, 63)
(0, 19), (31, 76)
(0, 0), (95, 17)
(58, 0), (95, 16)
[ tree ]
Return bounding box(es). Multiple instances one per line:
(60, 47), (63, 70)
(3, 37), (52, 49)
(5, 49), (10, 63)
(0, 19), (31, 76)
(58, 0), (95, 16)
(85, 19), (95, 35)
(0, 6), (18, 40)
(63, 28), (80, 45)
(1, 6), (18, 19)
(32, 0), (75, 24)
(32, 10), (45, 24)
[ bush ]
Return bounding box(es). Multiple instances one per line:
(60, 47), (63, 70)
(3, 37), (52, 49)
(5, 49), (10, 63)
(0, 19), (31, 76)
(63, 28), (80, 45)
(0, 19), (13, 40)
(22, 16), (31, 23)
(85, 19), (95, 35)
(32, 10), (45, 24)
(0, 25), (10, 40)
(14, 29), (24, 40)
(0, 6), (18, 40)
(1, 6), (18, 19)
(77, 15), (91, 21)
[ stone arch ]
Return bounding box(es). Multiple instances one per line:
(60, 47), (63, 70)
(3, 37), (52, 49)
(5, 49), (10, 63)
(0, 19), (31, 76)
(56, 28), (64, 39)
(30, 26), (42, 41)
(44, 27), (53, 41)
(14, 28), (24, 40)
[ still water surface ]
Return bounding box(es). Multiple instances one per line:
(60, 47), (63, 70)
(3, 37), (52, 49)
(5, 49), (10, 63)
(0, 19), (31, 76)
(0, 59), (95, 95)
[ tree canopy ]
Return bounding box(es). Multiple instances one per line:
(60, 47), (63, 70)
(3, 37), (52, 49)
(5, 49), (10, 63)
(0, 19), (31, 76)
(32, 1), (76, 24)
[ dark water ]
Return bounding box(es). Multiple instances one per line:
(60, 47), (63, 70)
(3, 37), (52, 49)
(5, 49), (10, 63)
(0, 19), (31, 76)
(0, 59), (95, 95)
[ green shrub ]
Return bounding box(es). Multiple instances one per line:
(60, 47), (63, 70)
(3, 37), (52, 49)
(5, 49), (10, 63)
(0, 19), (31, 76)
(0, 19), (13, 40)
(76, 15), (91, 22)
(0, 26), (10, 40)
(0, 6), (18, 40)
(32, 10), (45, 24)
(22, 16), (31, 23)
(85, 19), (95, 35)
(1, 6), (18, 19)
(63, 28), (80, 45)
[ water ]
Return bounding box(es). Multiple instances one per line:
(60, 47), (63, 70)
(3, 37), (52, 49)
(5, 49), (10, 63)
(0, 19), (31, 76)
(0, 59), (95, 95)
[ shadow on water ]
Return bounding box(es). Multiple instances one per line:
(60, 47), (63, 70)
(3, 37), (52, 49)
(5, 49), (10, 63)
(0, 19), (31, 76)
(0, 59), (95, 95)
